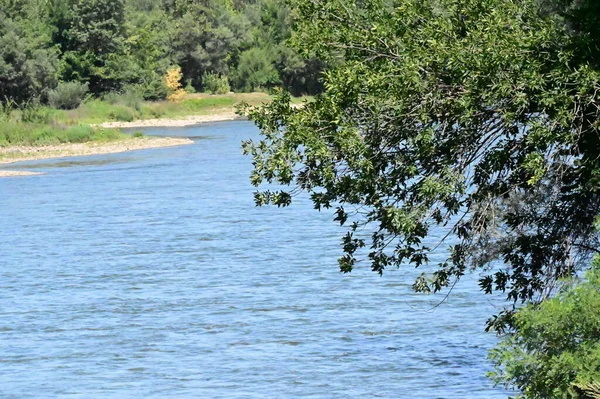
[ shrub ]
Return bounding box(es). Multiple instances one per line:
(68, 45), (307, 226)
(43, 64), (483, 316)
(20, 102), (54, 124)
(0, 99), (15, 122)
(109, 106), (137, 122)
(120, 85), (144, 112)
(202, 72), (230, 94)
(48, 82), (89, 110)
(164, 66), (186, 103)
(489, 259), (600, 398)
(133, 131), (144, 138)
(184, 79), (196, 94)
(139, 73), (169, 101)
(143, 105), (166, 119)
(101, 85), (144, 111)
(102, 91), (121, 105)
(233, 48), (280, 92)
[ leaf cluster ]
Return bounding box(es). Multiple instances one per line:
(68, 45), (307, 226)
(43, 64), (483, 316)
(245, 0), (600, 328)
(489, 260), (600, 398)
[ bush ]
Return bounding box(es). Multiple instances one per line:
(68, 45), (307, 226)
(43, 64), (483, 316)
(20, 103), (53, 124)
(489, 259), (600, 398)
(133, 131), (144, 138)
(101, 85), (144, 111)
(139, 74), (169, 101)
(0, 99), (15, 122)
(109, 106), (138, 122)
(233, 48), (280, 92)
(120, 85), (144, 112)
(164, 66), (186, 103)
(184, 79), (196, 94)
(202, 72), (230, 95)
(102, 91), (122, 105)
(48, 82), (89, 110)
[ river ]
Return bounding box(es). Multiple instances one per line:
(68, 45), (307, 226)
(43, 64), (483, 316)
(0, 121), (510, 398)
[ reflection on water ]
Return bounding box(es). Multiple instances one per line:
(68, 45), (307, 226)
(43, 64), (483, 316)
(0, 121), (509, 399)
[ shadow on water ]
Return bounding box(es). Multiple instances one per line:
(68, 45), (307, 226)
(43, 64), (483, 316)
(3, 157), (139, 170)
(123, 128), (223, 141)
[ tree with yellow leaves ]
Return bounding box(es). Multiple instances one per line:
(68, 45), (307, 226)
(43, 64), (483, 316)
(164, 66), (186, 103)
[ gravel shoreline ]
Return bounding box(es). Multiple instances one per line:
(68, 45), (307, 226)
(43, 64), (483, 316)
(96, 111), (242, 129)
(0, 136), (193, 177)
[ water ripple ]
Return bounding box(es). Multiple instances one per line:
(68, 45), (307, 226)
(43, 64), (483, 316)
(0, 121), (509, 398)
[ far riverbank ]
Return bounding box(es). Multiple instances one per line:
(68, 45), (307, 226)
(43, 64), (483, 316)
(96, 110), (241, 129)
(0, 92), (308, 177)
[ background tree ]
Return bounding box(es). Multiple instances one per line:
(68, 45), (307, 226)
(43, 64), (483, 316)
(539, 0), (600, 62)
(0, 1), (58, 103)
(0, 0), (323, 104)
(55, 0), (133, 94)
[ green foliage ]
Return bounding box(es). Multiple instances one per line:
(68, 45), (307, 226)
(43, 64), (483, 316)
(48, 81), (89, 110)
(109, 105), (138, 122)
(201, 72), (230, 95)
(0, 99), (15, 122)
(489, 261), (600, 398)
(57, 0), (131, 94)
(119, 84), (145, 111)
(243, 0), (600, 329)
(0, 121), (124, 147)
(539, 0), (600, 64)
(0, 0), (321, 106)
(234, 48), (280, 92)
(184, 79), (196, 94)
(132, 131), (144, 138)
(0, 8), (58, 103)
(19, 103), (54, 124)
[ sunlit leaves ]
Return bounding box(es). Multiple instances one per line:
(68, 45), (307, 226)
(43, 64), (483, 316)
(245, 0), (600, 327)
(489, 262), (600, 398)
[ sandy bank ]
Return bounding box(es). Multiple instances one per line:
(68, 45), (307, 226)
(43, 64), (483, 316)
(0, 137), (193, 177)
(97, 111), (242, 129)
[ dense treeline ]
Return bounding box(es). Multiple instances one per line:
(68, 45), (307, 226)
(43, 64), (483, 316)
(0, 0), (322, 105)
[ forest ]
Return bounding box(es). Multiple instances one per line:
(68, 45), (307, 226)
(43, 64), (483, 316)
(0, 0), (322, 107)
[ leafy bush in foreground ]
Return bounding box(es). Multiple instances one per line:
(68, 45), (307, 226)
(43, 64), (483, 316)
(489, 259), (600, 398)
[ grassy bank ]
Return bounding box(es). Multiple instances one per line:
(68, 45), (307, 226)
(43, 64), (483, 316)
(16, 92), (307, 127)
(56, 92), (287, 125)
(1, 92), (307, 147)
(0, 123), (127, 148)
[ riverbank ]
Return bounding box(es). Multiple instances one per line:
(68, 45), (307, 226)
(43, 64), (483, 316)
(0, 136), (193, 177)
(53, 92), (305, 126)
(0, 92), (306, 177)
(97, 110), (241, 128)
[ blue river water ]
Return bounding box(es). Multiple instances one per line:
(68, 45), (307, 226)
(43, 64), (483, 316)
(0, 121), (510, 398)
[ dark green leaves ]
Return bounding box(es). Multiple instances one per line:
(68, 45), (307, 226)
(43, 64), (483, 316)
(245, 0), (600, 330)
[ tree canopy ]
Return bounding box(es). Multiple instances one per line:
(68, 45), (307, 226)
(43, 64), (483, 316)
(243, 0), (600, 330)
(0, 0), (324, 104)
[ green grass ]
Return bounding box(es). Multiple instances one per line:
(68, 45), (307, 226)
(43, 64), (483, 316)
(0, 121), (127, 147)
(0, 92), (312, 149)
(51, 92), (311, 125)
